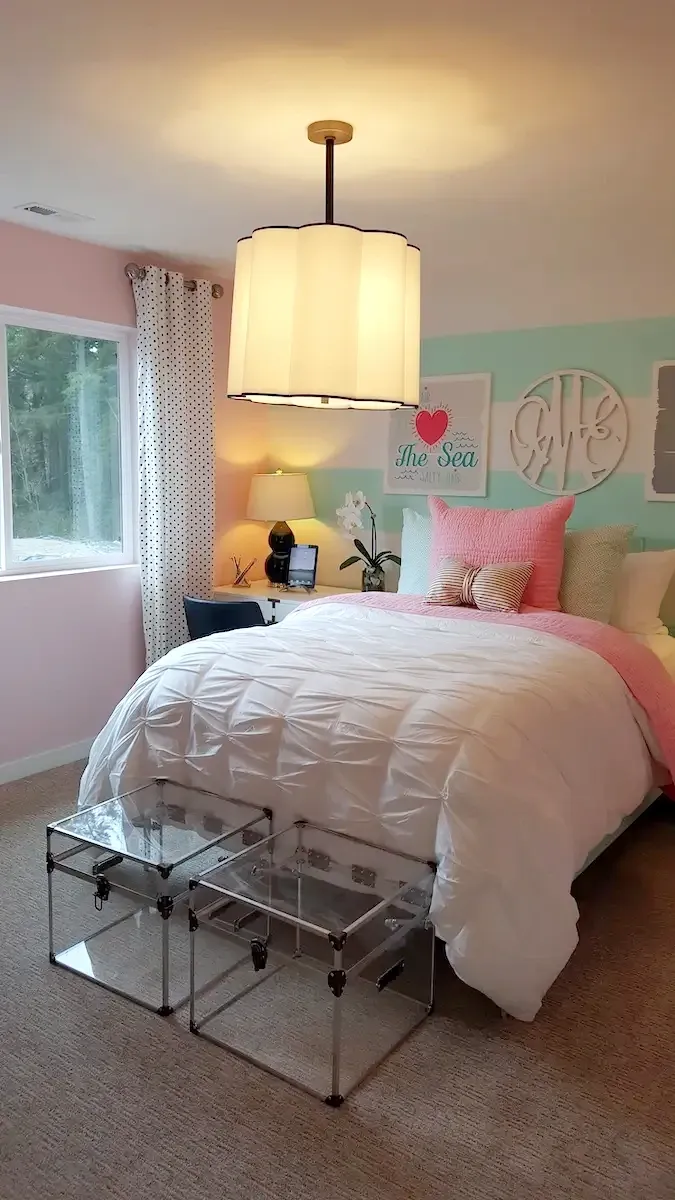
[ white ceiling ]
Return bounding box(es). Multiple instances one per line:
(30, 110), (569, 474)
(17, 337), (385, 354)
(2, 0), (675, 335)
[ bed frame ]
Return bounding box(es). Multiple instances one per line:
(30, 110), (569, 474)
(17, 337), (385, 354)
(576, 787), (663, 876)
(575, 535), (673, 874)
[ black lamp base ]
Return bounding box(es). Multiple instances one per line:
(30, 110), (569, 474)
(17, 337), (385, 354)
(265, 520), (295, 585)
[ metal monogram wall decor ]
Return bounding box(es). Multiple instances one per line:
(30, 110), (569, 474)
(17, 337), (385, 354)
(385, 374), (491, 496)
(509, 369), (628, 495)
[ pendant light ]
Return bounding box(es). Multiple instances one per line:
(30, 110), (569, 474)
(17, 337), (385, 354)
(227, 121), (421, 410)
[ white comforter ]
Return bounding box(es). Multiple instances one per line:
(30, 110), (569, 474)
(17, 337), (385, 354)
(79, 603), (655, 1019)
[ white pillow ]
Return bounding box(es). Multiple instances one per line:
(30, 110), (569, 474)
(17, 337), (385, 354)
(398, 509), (432, 594)
(610, 550), (675, 636)
(634, 632), (675, 677)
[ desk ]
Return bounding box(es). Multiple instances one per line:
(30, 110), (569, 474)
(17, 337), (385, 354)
(213, 581), (358, 624)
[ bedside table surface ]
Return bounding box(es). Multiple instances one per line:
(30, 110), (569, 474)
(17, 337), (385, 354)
(213, 581), (358, 603)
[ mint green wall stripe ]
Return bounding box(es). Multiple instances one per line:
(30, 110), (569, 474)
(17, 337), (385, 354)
(307, 316), (675, 548)
(308, 468), (675, 542)
(308, 468), (382, 524)
(422, 316), (675, 401)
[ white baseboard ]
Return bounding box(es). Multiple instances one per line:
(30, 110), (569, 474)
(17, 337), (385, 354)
(0, 738), (93, 786)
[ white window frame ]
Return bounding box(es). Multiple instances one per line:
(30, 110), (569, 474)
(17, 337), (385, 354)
(0, 306), (137, 576)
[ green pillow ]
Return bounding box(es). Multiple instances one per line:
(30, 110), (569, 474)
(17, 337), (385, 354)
(560, 525), (635, 623)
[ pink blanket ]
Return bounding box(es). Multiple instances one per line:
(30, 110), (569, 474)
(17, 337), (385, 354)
(309, 593), (675, 783)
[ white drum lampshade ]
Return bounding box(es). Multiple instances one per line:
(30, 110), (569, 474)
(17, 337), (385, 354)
(247, 471), (315, 585)
(227, 120), (421, 412)
(227, 226), (420, 410)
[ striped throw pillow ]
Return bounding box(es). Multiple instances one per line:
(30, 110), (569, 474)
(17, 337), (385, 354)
(426, 557), (534, 612)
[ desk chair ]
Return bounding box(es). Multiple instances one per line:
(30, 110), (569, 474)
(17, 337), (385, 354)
(183, 597), (266, 641)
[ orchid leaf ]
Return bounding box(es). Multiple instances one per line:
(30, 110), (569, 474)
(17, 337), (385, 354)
(353, 538), (375, 567)
(373, 551), (402, 567)
(339, 556), (361, 570)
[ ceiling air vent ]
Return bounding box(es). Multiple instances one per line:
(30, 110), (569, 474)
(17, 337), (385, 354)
(14, 202), (92, 223)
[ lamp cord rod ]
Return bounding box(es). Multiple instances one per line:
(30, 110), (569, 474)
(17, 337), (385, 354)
(325, 137), (335, 224)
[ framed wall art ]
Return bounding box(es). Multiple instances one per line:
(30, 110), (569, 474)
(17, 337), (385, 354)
(384, 373), (491, 496)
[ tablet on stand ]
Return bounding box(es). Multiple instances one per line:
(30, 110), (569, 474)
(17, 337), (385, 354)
(286, 544), (319, 591)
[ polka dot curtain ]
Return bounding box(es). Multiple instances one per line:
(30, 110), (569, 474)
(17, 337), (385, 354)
(132, 267), (214, 664)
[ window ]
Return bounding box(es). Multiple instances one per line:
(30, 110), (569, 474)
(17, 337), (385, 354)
(0, 308), (135, 573)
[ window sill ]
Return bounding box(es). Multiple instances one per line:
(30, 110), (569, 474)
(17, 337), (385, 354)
(0, 562), (138, 583)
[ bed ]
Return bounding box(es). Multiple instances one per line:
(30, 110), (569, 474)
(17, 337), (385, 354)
(78, 593), (675, 1021)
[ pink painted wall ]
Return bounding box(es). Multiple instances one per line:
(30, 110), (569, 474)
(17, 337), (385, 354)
(0, 221), (136, 325)
(0, 219), (239, 775)
(0, 566), (145, 766)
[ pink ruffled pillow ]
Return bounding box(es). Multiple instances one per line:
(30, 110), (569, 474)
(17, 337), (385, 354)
(428, 495), (575, 611)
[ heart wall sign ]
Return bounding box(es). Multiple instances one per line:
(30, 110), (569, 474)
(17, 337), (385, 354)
(385, 374), (491, 496)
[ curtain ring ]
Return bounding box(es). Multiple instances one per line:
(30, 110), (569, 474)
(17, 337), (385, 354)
(125, 262), (146, 282)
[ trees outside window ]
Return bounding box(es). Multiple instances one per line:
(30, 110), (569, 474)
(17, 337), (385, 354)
(0, 310), (135, 571)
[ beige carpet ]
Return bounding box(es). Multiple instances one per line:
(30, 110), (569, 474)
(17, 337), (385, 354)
(2, 764), (675, 1199)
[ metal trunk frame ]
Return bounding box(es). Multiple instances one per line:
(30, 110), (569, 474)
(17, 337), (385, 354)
(188, 819), (436, 1106)
(46, 782), (272, 1016)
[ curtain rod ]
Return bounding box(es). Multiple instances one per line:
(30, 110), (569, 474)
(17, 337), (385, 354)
(124, 262), (224, 299)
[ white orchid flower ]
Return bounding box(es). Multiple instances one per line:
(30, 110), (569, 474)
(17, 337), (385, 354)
(336, 491), (364, 534)
(352, 491), (367, 510)
(336, 505), (363, 534)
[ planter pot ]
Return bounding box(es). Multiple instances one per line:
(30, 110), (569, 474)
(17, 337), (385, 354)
(362, 565), (385, 592)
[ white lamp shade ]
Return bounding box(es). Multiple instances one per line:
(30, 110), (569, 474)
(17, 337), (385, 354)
(247, 472), (315, 521)
(227, 224), (420, 410)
